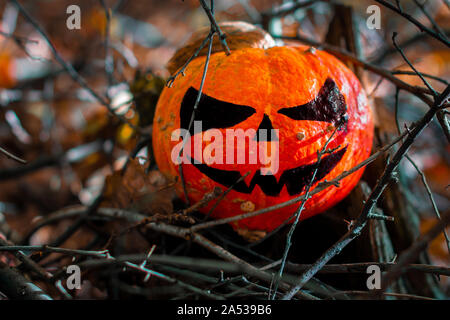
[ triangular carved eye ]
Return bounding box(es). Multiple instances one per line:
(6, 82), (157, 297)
(180, 87), (256, 135)
(278, 78), (348, 127)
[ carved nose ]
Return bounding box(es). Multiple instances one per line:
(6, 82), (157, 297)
(254, 114), (278, 142)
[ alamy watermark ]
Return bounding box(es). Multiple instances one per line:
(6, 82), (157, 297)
(66, 264), (81, 290)
(66, 5), (81, 30)
(366, 5), (381, 30)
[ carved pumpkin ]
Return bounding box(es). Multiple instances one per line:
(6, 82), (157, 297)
(153, 41), (373, 232)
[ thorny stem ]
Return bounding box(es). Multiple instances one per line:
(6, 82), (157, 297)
(198, 0), (230, 55)
(166, 32), (212, 87)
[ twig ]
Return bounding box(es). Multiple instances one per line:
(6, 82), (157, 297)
(182, 187), (222, 214)
(0, 262), (52, 300)
(72, 255), (270, 299)
(69, 254), (450, 276)
(436, 110), (450, 142)
(0, 154), (61, 181)
(46, 246), (226, 300)
(0, 244), (110, 258)
(393, 60), (450, 256)
(330, 290), (434, 300)
(392, 32), (438, 97)
(20, 206), (103, 245)
(31, 206), (318, 300)
(369, 31), (437, 65)
(0, 146), (26, 164)
(405, 156), (450, 253)
(0, 30), (37, 44)
(413, 0), (449, 40)
(0, 238), (52, 281)
(367, 213), (395, 222)
(177, 33), (215, 206)
(0, 30), (48, 62)
(171, 1), (226, 205)
(282, 261), (450, 276)
(204, 171), (251, 220)
(261, 0), (318, 19)
(271, 128), (338, 299)
(391, 70), (448, 85)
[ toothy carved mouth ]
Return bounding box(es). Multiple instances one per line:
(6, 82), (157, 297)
(180, 77), (349, 196)
(187, 146), (347, 196)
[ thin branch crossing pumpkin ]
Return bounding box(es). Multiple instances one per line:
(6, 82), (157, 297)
(153, 29), (374, 233)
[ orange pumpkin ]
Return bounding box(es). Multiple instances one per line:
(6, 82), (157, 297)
(153, 40), (373, 232)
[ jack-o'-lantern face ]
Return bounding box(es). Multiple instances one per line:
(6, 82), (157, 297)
(179, 77), (348, 197)
(153, 45), (373, 232)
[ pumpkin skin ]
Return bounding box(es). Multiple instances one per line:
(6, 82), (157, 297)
(153, 45), (373, 232)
